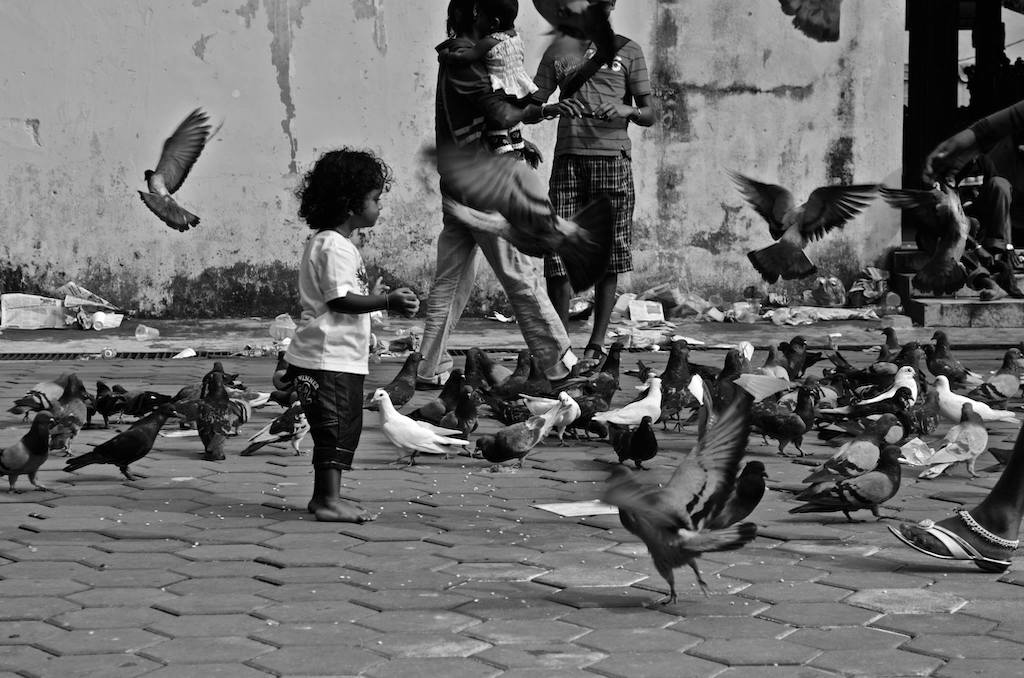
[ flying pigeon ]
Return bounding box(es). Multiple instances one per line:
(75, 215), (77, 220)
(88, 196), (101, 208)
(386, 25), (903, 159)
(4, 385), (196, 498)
(139, 108), (217, 231)
(730, 171), (877, 283)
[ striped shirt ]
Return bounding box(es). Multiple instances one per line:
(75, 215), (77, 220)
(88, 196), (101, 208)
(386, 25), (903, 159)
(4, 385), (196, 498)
(533, 36), (652, 157)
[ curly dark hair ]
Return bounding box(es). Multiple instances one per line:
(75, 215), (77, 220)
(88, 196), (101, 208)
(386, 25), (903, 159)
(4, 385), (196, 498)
(295, 148), (393, 230)
(446, 0), (476, 38)
(476, 0), (518, 32)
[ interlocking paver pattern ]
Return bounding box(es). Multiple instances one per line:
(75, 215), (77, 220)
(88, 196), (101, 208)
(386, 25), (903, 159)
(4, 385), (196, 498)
(0, 327), (1022, 676)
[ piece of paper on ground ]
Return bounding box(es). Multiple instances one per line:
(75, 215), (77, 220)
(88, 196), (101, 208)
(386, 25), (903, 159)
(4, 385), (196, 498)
(533, 499), (619, 517)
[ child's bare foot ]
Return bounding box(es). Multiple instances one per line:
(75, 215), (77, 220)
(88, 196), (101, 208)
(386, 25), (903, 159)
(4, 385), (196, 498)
(308, 496), (377, 523)
(889, 509), (1017, 572)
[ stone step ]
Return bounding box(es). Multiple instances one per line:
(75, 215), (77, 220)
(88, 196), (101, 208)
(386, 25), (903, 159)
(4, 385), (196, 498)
(904, 297), (1024, 327)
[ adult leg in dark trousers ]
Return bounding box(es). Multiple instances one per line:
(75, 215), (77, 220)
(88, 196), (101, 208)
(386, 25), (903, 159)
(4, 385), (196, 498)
(890, 418), (1024, 572)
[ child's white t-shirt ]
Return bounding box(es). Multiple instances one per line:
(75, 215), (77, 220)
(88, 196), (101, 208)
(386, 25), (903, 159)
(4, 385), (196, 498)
(285, 229), (370, 375)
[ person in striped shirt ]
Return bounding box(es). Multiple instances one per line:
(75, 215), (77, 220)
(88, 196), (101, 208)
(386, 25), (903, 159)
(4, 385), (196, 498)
(531, 0), (654, 366)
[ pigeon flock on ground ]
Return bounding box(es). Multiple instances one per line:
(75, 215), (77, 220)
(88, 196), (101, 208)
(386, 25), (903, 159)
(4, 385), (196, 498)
(4, 328), (1019, 604)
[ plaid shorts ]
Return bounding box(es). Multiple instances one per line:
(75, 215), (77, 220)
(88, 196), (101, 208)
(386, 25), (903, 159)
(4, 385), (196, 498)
(544, 153), (635, 278)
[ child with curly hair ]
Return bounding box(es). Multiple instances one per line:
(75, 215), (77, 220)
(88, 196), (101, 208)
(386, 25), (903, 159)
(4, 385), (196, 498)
(284, 148), (419, 522)
(443, 0), (538, 155)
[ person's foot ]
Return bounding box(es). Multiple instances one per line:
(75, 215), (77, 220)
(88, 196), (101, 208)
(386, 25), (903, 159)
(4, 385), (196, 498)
(891, 509), (1017, 572)
(308, 496), (377, 523)
(977, 277), (1009, 301)
(993, 262), (1024, 298)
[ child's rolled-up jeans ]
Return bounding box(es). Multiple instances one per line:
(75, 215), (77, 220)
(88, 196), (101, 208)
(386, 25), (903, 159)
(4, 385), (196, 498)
(285, 366), (365, 470)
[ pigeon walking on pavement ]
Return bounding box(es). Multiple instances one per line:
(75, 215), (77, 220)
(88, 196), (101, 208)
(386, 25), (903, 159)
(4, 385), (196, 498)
(371, 389), (469, 465)
(788, 444), (903, 522)
(934, 376), (1019, 424)
(63, 404), (178, 481)
(0, 413), (55, 492)
(240, 402), (309, 457)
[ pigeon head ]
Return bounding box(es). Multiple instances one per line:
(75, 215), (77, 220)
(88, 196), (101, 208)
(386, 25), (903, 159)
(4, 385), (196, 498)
(896, 366), (917, 380)
(741, 460), (767, 478)
(933, 375), (950, 391)
(31, 412), (55, 431)
(370, 389), (389, 405)
(557, 391), (574, 406)
(154, 403), (179, 418)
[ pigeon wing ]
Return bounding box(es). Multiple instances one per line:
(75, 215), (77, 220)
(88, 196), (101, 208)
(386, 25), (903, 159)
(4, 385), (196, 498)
(799, 184), (878, 241)
(728, 171), (795, 239)
(154, 108), (212, 194)
(666, 398), (751, 526)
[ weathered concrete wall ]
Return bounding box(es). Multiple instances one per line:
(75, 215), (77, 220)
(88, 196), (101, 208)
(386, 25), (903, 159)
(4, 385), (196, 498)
(0, 0), (905, 317)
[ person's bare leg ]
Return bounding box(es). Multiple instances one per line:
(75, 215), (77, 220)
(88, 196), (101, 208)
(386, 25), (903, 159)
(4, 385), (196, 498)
(586, 272), (618, 359)
(547, 275), (572, 329)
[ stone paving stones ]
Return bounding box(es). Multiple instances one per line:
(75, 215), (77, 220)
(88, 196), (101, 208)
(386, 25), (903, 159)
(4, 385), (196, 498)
(364, 657), (502, 678)
(586, 651), (726, 678)
(140, 665), (274, 678)
(348, 588), (474, 611)
(367, 631), (492, 658)
(902, 633), (1024, 660)
(26, 653), (163, 678)
(249, 645), (385, 676)
(36, 627), (165, 655)
(575, 627), (703, 653)
(670, 616), (792, 639)
(145, 613), (276, 639)
(473, 643), (607, 670)
(0, 597), (80, 621)
(466, 619), (589, 645)
(3, 349), (1024, 675)
(809, 648), (946, 676)
(140, 636), (275, 664)
(740, 581), (852, 603)
(849, 587), (968, 614)
(249, 621), (383, 647)
(759, 601), (881, 627)
(689, 637), (821, 666)
(933, 658), (1024, 677)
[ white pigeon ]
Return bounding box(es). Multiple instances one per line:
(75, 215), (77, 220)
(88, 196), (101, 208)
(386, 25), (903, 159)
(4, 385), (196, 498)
(520, 393), (559, 416)
(594, 377), (662, 426)
(538, 392), (582, 445)
(820, 366), (918, 414)
(370, 389), (470, 464)
(916, 403), (988, 479)
(933, 376), (1019, 424)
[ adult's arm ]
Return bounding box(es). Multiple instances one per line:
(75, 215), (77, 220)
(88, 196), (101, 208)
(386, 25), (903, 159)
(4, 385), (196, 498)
(449, 59), (548, 126)
(971, 99), (1024, 152)
(925, 99), (1024, 183)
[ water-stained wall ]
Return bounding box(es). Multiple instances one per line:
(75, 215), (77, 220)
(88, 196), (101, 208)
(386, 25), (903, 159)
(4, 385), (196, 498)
(0, 1), (905, 317)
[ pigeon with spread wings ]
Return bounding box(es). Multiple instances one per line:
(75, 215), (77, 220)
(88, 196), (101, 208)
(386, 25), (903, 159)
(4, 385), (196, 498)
(880, 182), (969, 296)
(436, 147), (613, 291)
(779, 0), (843, 42)
(601, 397), (758, 604)
(730, 171), (877, 283)
(139, 108), (216, 231)
(533, 0), (616, 68)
